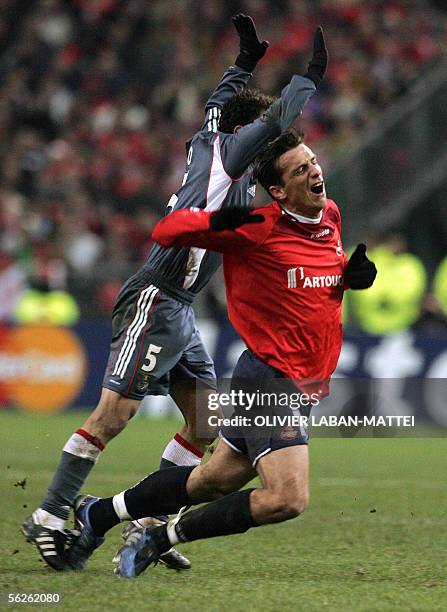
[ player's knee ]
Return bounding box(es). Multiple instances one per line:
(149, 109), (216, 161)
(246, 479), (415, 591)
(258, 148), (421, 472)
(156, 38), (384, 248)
(265, 490), (308, 522)
(284, 491), (309, 518)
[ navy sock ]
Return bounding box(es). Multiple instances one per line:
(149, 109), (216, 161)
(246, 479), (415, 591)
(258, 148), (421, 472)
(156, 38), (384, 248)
(41, 452), (95, 520)
(174, 488), (256, 543)
(124, 466), (195, 519)
(89, 499), (118, 536)
(89, 465), (197, 537)
(148, 488), (256, 555)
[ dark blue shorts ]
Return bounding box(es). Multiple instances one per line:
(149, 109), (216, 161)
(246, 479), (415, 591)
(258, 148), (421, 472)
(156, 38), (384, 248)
(102, 271), (216, 400)
(220, 350), (309, 466)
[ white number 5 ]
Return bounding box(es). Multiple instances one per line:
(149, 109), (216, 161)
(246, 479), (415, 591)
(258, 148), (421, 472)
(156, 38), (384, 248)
(142, 343), (162, 372)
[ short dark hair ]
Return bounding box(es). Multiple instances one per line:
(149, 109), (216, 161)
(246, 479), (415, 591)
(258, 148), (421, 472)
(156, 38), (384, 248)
(218, 89), (275, 134)
(254, 131), (304, 197)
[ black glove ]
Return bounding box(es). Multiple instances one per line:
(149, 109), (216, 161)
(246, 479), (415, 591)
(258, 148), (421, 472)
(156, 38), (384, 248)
(304, 26), (328, 88)
(232, 13), (269, 72)
(344, 244), (377, 290)
(210, 207), (265, 232)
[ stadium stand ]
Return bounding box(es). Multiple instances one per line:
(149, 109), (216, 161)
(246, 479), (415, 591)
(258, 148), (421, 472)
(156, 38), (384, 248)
(0, 0), (446, 322)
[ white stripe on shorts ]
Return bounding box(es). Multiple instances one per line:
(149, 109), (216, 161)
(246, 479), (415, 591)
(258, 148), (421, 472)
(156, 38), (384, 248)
(219, 431), (243, 454)
(112, 285), (159, 379)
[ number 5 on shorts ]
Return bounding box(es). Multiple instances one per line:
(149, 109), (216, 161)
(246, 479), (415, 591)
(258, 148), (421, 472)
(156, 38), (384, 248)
(142, 343), (162, 372)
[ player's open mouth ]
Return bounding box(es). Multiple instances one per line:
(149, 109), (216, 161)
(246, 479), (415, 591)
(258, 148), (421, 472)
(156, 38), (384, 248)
(310, 182), (324, 195)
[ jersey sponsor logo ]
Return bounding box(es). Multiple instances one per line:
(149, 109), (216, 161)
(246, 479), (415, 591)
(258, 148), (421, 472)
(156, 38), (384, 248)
(335, 240), (343, 256)
(310, 228), (330, 239)
(303, 275), (343, 288)
(287, 267), (343, 289)
(287, 267), (298, 289)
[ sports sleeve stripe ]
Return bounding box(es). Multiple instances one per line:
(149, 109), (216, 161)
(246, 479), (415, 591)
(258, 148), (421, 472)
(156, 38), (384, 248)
(206, 107), (221, 133)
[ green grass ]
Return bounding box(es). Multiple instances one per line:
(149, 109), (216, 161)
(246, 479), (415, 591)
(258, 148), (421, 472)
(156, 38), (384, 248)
(0, 411), (446, 611)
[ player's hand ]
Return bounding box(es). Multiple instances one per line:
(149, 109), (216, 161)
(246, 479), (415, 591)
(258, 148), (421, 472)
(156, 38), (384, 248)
(232, 13), (269, 72)
(210, 207), (265, 232)
(303, 26), (328, 88)
(344, 244), (377, 290)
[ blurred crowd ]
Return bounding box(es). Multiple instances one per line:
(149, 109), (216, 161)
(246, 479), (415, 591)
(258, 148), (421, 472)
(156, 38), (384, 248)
(0, 0), (446, 323)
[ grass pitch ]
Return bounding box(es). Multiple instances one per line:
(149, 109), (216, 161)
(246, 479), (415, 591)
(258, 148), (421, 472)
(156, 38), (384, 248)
(0, 411), (446, 611)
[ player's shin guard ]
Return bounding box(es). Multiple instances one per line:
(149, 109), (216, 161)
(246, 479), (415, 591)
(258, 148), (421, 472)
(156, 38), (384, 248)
(40, 429), (104, 521)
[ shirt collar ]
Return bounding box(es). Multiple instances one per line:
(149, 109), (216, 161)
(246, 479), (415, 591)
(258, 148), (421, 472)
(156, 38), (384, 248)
(279, 205), (323, 225)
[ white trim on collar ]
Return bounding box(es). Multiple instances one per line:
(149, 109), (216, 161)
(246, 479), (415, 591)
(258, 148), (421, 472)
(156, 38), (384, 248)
(280, 206), (323, 224)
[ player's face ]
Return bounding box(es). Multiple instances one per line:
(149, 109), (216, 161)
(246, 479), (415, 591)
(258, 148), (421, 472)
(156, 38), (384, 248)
(270, 144), (327, 217)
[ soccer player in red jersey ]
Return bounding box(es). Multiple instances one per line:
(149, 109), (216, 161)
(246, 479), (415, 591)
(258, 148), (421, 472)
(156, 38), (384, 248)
(65, 132), (376, 577)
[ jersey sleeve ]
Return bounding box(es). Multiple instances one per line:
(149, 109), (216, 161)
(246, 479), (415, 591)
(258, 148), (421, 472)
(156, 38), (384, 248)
(219, 75), (316, 178)
(201, 66), (252, 133)
(152, 209), (271, 253)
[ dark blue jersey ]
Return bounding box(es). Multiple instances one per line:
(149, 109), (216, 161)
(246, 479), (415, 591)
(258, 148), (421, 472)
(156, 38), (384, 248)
(144, 66), (316, 299)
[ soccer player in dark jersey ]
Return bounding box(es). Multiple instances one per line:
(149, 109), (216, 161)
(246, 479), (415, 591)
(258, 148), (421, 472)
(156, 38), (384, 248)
(22, 17), (327, 571)
(64, 131), (376, 576)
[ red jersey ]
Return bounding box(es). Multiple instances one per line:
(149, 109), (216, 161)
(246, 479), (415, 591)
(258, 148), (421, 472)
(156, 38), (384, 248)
(152, 200), (347, 391)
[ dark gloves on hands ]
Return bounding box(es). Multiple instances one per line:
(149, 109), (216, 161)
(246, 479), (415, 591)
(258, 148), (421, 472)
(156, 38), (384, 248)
(344, 244), (377, 290)
(232, 13), (269, 72)
(210, 207), (265, 232)
(304, 26), (328, 88)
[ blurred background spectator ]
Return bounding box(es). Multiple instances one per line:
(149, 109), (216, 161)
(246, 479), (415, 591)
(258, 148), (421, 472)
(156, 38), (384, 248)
(0, 0), (446, 327)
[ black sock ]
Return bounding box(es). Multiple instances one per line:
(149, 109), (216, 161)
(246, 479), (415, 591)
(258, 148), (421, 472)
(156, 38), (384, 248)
(89, 499), (119, 536)
(173, 488), (256, 544)
(88, 466), (195, 536)
(118, 488), (257, 555)
(152, 458), (178, 521)
(125, 466), (195, 518)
